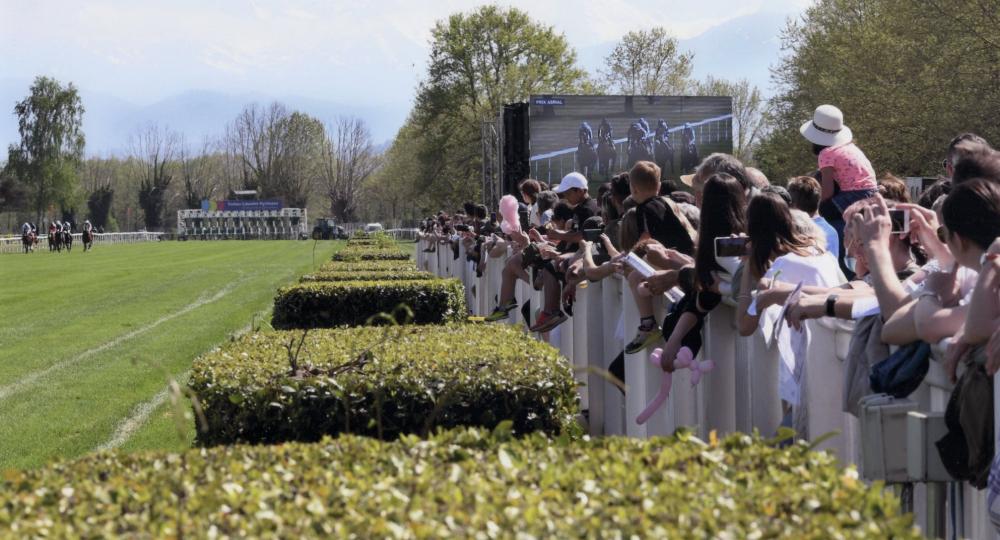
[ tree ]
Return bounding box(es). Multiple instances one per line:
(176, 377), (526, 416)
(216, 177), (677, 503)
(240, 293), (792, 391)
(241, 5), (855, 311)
(178, 137), (221, 209)
(695, 77), (770, 164)
(130, 124), (178, 231)
(321, 117), (381, 222)
(756, 0), (1000, 181)
(224, 103), (324, 208)
(402, 5), (588, 209)
(600, 28), (694, 95)
(4, 76), (85, 223)
(86, 184), (114, 230)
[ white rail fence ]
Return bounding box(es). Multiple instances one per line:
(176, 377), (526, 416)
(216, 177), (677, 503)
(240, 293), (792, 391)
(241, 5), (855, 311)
(0, 232), (164, 254)
(419, 237), (998, 539)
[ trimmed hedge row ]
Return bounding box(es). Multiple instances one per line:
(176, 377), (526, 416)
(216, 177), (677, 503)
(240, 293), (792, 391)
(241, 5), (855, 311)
(300, 270), (433, 282)
(271, 278), (465, 328)
(190, 325), (578, 444)
(318, 260), (417, 273)
(331, 247), (410, 261)
(0, 429), (918, 538)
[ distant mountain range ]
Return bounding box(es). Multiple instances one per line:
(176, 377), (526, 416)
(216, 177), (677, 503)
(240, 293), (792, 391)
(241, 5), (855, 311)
(0, 11), (791, 157)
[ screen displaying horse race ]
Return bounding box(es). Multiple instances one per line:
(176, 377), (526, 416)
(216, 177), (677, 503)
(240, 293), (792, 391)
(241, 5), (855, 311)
(528, 95), (733, 187)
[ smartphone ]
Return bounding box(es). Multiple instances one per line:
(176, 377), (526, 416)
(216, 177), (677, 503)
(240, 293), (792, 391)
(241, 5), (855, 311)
(888, 209), (910, 233)
(490, 212), (498, 223)
(714, 236), (749, 257)
(583, 228), (603, 242)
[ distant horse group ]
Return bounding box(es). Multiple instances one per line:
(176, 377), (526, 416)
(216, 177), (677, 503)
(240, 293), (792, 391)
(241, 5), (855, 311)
(47, 229), (73, 252)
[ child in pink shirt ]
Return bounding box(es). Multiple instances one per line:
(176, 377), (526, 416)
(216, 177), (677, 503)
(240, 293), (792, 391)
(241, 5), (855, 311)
(800, 105), (877, 213)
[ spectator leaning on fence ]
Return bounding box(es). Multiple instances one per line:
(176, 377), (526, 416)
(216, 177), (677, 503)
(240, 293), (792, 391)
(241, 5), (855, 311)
(623, 161), (696, 354)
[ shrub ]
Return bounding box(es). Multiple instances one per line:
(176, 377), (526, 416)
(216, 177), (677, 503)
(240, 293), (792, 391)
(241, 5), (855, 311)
(300, 270), (433, 282)
(271, 278), (464, 328)
(190, 325), (578, 444)
(0, 429), (919, 538)
(318, 260), (416, 273)
(331, 246), (410, 262)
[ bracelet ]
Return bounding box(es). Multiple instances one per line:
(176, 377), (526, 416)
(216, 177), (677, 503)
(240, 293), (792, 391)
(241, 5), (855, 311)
(735, 294), (752, 301)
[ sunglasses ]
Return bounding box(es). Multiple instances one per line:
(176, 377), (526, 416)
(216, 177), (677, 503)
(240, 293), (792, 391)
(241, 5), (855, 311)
(936, 225), (948, 243)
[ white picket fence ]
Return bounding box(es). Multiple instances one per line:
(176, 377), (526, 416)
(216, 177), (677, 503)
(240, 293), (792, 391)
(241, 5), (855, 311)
(0, 232), (164, 254)
(419, 237), (998, 539)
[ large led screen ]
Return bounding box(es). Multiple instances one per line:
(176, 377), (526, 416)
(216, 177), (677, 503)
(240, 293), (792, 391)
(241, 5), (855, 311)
(528, 95), (733, 187)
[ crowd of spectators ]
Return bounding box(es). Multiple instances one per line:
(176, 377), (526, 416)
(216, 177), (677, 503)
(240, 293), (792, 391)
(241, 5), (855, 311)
(419, 105), (1000, 527)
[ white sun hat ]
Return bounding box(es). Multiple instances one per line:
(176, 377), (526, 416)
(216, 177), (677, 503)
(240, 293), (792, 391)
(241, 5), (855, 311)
(799, 104), (853, 147)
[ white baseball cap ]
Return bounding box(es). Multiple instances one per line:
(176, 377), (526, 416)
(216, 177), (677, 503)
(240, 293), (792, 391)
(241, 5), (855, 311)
(553, 172), (588, 193)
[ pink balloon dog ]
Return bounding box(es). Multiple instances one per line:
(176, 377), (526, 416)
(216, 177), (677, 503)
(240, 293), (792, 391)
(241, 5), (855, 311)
(635, 346), (716, 425)
(498, 195), (521, 236)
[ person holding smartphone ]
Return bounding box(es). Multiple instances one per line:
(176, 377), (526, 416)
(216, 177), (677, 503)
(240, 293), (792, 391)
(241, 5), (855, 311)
(653, 173), (747, 370)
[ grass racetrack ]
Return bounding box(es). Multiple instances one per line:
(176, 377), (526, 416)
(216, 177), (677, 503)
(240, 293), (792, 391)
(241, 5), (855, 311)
(0, 240), (341, 469)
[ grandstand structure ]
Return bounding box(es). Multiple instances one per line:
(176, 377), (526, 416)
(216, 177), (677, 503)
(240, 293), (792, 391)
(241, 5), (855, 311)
(176, 208), (307, 240)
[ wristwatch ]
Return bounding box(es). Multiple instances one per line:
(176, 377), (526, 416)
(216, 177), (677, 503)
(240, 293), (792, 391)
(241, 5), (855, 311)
(825, 294), (839, 317)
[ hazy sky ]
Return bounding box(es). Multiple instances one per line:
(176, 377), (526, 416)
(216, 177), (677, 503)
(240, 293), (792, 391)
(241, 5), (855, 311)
(1, 0), (810, 108)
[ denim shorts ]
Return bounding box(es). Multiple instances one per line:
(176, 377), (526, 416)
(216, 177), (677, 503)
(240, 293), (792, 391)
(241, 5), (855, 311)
(831, 188), (878, 214)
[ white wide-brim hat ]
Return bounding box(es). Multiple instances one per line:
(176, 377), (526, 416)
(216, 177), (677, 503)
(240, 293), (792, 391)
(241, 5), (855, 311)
(800, 104), (853, 147)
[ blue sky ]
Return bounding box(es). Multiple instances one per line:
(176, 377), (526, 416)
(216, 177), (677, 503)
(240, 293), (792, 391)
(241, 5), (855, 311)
(0, 0), (810, 152)
(2, 0), (809, 104)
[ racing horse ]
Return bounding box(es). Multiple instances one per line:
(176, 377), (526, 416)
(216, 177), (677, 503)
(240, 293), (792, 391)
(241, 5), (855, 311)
(82, 229), (94, 251)
(62, 228), (73, 252)
(596, 134), (617, 177)
(48, 225), (62, 252)
(680, 123), (700, 173)
(626, 122), (653, 168)
(576, 140), (598, 178)
(653, 119), (674, 176)
(21, 231), (36, 253)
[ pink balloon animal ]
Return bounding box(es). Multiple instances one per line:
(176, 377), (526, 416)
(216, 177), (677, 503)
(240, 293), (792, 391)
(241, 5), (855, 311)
(499, 195), (521, 236)
(635, 346), (716, 425)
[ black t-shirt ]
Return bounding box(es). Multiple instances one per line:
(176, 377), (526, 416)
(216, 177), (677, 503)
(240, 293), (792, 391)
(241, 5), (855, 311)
(558, 197), (600, 253)
(635, 196), (694, 255)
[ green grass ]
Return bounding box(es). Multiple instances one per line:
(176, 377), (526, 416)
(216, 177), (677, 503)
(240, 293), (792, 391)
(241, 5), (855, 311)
(0, 240), (341, 469)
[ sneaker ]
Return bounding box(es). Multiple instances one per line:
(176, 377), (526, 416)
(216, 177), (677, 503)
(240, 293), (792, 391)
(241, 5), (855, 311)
(529, 310), (568, 333)
(485, 300), (518, 322)
(625, 325), (661, 354)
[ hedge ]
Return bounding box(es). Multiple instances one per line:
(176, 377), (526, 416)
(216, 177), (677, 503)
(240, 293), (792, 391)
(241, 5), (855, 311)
(331, 247), (410, 262)
(271, 278), (464, 329)
(318, 260), (416, 273)
(190, 325), (578, 444)
(300, 270), (433, 282)
(0, 428), (918, 538)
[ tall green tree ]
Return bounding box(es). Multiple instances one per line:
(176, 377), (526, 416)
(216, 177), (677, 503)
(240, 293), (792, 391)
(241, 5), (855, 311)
(756, 0), (1000, 181)
(4, 76), (85, 223)
(130, 124), (178, 231)
(406, 5), (588, 210)
(600, 28), (694, 95)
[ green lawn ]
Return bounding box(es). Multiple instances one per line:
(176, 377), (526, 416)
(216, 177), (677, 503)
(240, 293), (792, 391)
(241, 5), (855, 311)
(0, 239), (342, 469)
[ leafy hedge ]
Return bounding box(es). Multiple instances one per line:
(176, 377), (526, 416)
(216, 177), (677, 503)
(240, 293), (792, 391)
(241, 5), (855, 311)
(331, 246), (410, 262)
(300, 270), (433, 283)
(318, 260), (417, 273)
(271, 278), (465, 328)
(190, 325), (578, 444)
(0, 428), (918, 538)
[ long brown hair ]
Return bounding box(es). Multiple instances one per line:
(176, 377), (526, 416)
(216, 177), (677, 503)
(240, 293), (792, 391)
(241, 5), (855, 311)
(694, 173), (746, 288)
(747, 192), (814, 279)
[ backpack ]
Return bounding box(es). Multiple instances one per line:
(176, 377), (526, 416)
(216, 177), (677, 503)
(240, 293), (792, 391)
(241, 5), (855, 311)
(935, 347), (994, 489)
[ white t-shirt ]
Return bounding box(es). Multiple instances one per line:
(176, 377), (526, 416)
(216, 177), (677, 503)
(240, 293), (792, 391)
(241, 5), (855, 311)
(528, 203), (541, 227)
(749, 250), (846, 405)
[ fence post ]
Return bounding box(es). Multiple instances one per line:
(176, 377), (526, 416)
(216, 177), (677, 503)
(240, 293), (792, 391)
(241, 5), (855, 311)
(584, 279), (605, 436)
(602, 276), (626, 435)
(699, 303), (738, 437)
